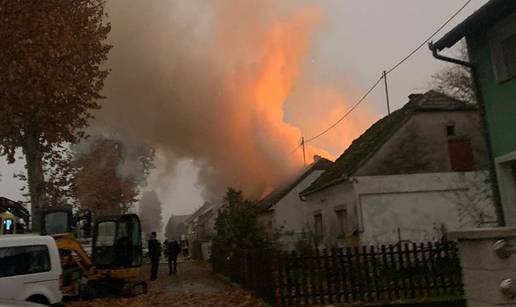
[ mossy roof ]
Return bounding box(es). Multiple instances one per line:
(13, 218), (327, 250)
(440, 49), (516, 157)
(257, 157), (333, 210)
(300, 91), (476, 196)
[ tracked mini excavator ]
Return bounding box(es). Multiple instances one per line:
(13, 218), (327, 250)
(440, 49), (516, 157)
(40, 207), (147, 298)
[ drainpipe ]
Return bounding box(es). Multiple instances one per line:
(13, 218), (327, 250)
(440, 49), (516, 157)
(429, 42), (506, 227)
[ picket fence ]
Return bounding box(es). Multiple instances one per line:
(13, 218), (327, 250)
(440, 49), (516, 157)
(212, 241), (465, 306)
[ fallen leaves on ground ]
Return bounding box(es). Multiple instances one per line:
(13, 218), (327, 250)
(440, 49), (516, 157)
(67, 261), (266, 307)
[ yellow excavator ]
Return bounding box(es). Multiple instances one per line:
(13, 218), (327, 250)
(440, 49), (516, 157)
(40, 207), (147, 298)
(0, 211), (16, 234)
(0, 197), (29, 235)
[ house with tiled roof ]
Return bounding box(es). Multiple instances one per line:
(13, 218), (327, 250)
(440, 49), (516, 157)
(185, 201), (222, 259)
(300, 91), (497, 246)
(257, 156), (333, 249)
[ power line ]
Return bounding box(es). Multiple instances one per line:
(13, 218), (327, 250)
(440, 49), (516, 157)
(304, 76), (383, 143)
(289, 143), (302, 155)
(298, 0), (473, 145)
(385, 0), (473, 74)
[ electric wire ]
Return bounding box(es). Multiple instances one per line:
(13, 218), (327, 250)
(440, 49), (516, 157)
(304, 76), (384, 143)
(386, 0), (473, 74)
(289, 0), (474, 151)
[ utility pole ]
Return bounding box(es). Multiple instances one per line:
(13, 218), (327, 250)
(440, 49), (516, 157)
(383, 70), (391, 115)
(301, 136), (306, 167)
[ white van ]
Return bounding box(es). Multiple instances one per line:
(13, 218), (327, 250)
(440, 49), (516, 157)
(0, 235), (63, 306)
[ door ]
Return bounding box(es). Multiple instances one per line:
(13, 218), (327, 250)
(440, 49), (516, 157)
(92, 214), (142, 268)
(92, 219), (118, 267)
(0, 244), (54, 301)
(117, 214), (143, 267)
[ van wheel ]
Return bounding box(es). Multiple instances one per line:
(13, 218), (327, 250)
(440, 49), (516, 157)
(27, 295), (50, 305)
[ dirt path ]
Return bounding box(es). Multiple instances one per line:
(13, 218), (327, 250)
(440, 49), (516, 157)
(67, 261), (266, 307)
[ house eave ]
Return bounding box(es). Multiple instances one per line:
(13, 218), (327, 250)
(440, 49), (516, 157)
(433, 0), (516, 51)
(299, 175), (349, 198)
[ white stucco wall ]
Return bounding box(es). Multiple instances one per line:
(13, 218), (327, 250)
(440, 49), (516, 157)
(356, 171), (496, 245)
(303, 181), (357, 247)
(305, 171), (496, 247)
(271, 170), (326, 248)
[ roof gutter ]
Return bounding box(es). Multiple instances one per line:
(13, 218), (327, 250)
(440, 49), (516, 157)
(429, 42), (472, 68)
(429, 42), (506, 227)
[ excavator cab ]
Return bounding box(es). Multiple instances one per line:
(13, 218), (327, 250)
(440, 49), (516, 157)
(0, 212), (15, 234)
(41, 207), (74, 236)
(40, 208), (146, 298)
(92, 214), (143, 268)
(0, 197), (29, 234)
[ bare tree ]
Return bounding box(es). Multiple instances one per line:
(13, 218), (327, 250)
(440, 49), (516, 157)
(455, 172), (497, 227)
(431, 41), (475, 102)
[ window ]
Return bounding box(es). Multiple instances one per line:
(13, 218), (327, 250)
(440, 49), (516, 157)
(335, 209), (347, 236)
(97, 221), (117, 247)
(43, 211), (70, 235)
(502, 32), (516, 77)
(446, 124), (456, 137)
(489, 13), (516, 82)
(93, 221), (117, 266)
(0, 245), (50, 277)
(313, 213), (323, 236)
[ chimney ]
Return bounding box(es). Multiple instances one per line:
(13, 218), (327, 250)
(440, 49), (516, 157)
(408, 93), (424, 101)
(313, 155), (321, 163)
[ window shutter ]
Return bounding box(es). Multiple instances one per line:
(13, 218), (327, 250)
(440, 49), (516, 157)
(448, 139), (474, 171)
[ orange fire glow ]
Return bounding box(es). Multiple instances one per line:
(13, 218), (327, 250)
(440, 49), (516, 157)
(100, 0), (377, 199)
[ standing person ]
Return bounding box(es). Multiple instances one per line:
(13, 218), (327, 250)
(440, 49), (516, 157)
(163, 239), (168, 256)
(148, 232), (161, 281)
(167, 239), (181, 275)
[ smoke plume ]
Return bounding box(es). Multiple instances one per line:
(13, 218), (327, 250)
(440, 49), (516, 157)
(94, 0), (372, 200)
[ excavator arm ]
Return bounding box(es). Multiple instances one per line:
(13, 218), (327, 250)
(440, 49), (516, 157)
(52, 233), (94, 272)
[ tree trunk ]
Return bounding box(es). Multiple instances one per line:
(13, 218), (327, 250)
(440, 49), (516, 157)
(23, 123), (45, 233)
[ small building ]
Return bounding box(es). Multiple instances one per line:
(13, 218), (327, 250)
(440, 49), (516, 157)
(257, 156), (333, 249)
(300, 91), (496, 246)
(164, 214), (191, 240)
(184, 201), (222, 259)
(431, 0), (516, 226)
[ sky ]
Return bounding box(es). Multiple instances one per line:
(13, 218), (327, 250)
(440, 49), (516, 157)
(0, 0), (489, 226)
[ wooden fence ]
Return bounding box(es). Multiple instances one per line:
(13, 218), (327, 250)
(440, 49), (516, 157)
(212, 247), (277, 303)
(212, 241), (464, 306)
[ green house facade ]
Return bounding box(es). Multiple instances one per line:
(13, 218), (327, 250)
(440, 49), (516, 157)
(432, 0), (516, 225)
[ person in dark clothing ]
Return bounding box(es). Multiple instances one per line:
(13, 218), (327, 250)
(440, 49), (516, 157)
(148, 232), (161, 281)
(166, 239), (181, 275)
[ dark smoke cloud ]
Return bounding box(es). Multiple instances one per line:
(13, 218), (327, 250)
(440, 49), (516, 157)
(94, 0), (325, 200)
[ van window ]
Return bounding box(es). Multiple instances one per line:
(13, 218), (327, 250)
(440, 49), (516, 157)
(0, 245), (51, 277)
